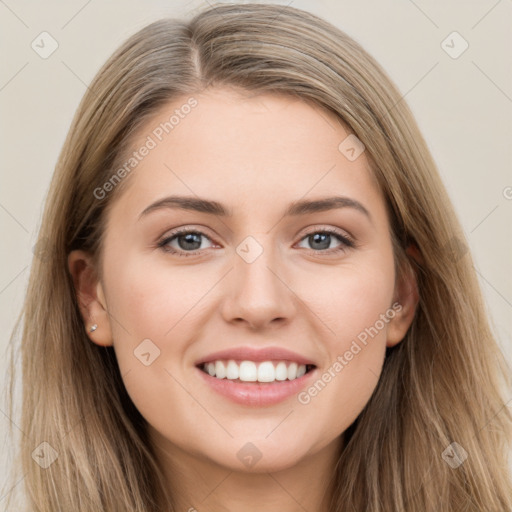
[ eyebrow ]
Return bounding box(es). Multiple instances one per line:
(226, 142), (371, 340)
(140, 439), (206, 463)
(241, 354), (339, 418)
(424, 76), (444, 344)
(138, 195), (371, 221)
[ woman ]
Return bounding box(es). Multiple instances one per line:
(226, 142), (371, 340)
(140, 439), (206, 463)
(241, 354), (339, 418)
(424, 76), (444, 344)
(7, 3), (512, 511)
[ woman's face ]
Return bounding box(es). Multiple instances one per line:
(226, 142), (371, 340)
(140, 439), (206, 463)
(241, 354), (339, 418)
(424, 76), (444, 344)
(72, 87), (416, 473)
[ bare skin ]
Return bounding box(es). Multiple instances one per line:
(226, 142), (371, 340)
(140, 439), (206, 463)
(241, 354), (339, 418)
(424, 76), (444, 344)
(68, 87), (418, 511)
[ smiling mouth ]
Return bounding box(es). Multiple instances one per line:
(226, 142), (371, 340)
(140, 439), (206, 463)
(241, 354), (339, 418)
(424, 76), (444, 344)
(198, 359), (316, 384)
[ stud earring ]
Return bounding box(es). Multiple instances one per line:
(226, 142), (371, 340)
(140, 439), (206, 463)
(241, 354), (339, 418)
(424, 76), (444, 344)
(89, 324), (98, 333)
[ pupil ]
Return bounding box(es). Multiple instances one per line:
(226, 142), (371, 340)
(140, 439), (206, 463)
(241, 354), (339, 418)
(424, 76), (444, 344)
(179, 233), (201, 250)
(310, 233), (330, 250)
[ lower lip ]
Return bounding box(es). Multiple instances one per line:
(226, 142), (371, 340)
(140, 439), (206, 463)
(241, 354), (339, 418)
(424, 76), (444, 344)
(196, 366), (317, 406)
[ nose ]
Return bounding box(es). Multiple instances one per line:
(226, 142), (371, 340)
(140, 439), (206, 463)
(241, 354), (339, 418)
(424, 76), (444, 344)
(220, 238), (297, 331)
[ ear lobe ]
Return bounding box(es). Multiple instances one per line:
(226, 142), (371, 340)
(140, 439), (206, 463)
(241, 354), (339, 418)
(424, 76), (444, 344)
(386, 251), (420, 347)
(67, 250), (113, 347)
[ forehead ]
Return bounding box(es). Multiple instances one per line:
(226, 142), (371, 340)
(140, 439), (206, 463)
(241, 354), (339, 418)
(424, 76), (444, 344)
(106, 87), (384, 224)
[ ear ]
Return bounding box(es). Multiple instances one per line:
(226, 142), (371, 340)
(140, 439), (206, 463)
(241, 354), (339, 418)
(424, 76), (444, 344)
(67, 250), (113, 347)
(386, 245), (420, 347)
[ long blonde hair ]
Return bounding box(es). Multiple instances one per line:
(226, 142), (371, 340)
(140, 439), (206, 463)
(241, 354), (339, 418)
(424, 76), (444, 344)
(5, 3), (511, 510)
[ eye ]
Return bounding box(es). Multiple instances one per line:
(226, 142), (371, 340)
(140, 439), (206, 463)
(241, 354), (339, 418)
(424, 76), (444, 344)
(157, 226), (355, 258)
(157, 228), (216, 257)
(296, 227), (355, 254)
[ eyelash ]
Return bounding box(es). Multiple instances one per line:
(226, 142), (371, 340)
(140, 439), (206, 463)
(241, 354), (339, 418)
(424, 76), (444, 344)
(157, 226), (356, 258)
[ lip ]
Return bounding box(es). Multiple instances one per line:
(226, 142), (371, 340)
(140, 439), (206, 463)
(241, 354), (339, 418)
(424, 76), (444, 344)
(194, 346), (317, 366)
(196, 365), (318, 406)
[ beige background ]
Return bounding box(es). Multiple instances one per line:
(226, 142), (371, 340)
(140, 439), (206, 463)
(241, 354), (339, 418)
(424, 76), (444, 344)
(1, 0), (511, 505)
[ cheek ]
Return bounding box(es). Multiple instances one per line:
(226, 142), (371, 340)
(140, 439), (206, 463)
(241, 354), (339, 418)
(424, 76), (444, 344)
(105, 250), (211, 338)
(295, 258), (396, 436)
(102, 253), (210, 436)
(101, 250), (201, 379)
(317, 258), (396, 347)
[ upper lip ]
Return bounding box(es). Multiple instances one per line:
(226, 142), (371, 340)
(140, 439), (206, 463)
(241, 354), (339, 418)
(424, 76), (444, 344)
(195, 346), (317, 367)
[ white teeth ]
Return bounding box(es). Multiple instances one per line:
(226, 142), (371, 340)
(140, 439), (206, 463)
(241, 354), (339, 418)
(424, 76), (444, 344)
(215, 361), (226, 379)
(239, 361), (257, 382)
(287, 362), (298, 380)
(257, 361), (275, 382)
(202, 359), (310, 383)
(275, 361), (288, 381)
(226, 360), (239, 380)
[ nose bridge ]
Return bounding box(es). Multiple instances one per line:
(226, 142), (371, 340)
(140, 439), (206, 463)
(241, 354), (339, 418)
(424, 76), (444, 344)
(221, 233), (295, 328)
